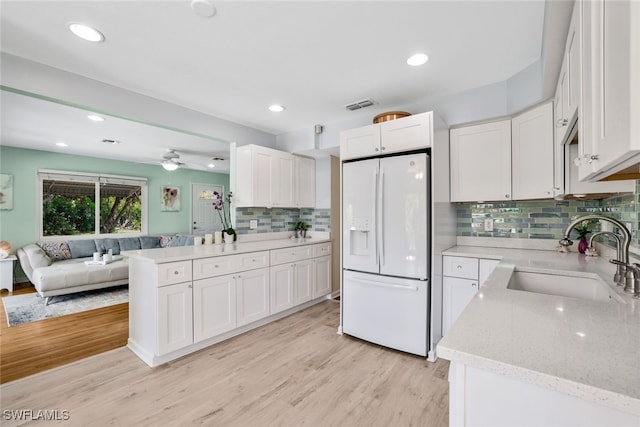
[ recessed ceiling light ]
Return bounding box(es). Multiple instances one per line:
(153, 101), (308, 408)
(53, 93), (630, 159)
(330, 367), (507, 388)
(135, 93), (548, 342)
(207, 163), (215, 168)
(190, 0), (217, 17)
(68, 23), (105, 42)
(56, 142), (68, 147)
(407, 53), (429, 66)
(87, 114), (105, 122)
(269, 104), (285, 113)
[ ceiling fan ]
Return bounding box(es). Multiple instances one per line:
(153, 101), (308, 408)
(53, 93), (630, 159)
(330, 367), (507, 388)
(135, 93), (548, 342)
(160, 149), (184, 171)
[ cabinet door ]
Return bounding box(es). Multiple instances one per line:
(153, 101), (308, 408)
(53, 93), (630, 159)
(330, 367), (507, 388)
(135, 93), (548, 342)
(294, 155), (316, 208)
(450, 120), (512, 202)
(158, 282), (193, 355)
(236, 267), (270, 327)
(380, 111), (432, 154)
(293, 259), (313, 305)
(313, 255), (331, 298)
(252, 146), (274, 207)
(269, 263), (295, 314)
(554, 64), (570, 147)
(273, 152), (294, 207)
(511, 102), (554, 200)
(339, 124), (381, 160)
(479, 259), (500, 286)
(442, 277), (478, 336)
(553, 78), (566, 198)
(193, 275), (236, 342)
(580, 0), (640, 180)
(565, 2), (581, 123)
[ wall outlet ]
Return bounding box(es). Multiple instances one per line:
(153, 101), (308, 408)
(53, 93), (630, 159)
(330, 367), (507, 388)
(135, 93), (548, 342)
(484, 218), (494, 232)
(250, 219), (258, 229)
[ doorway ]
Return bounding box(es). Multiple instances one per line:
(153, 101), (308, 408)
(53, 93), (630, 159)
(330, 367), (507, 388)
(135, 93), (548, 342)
(191, 183), (224, 235)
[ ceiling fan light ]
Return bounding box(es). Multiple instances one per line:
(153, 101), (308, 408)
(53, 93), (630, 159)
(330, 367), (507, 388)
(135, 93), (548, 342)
(161, 160), (179, 171)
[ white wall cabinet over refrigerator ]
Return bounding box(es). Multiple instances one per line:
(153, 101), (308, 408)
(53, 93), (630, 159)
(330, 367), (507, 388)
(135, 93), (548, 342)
(450, 102), (554, 202)
(340, 112), (432, 160)
(578, 0), (640, 181)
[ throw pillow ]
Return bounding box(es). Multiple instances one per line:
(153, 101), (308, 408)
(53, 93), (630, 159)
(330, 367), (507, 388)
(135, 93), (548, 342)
(139, 236), (161, 249)
(67, 239), (98, 258)
(24, 244), (52, 268)
(118, 237), (142, 251)
(95, 238), (121, 255)
(37, 241), (72, 261)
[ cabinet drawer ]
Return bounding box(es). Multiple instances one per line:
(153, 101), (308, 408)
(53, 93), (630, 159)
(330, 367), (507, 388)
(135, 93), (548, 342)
(193, 251), (269, 280)
(157, 261), (192, 286)
(270, 246), (314, 266)
(443, 256), (479, 280)
(313, 242), (331, 258)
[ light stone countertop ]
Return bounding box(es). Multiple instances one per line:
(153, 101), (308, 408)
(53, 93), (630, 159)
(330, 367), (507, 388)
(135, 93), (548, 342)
(121, 236), (331, 264)
(437, 245), (640, 416)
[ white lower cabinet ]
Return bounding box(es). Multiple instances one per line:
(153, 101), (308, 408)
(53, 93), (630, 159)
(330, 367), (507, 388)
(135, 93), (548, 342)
(128, 241), (333, 367)
(193, 274), (237, 342)
(158, 281), (194, 355)
(442, 277), (478, 337)
(313, 255), (331, 298)
(236, 267), (270, 327)
(442, 255), (499, 336)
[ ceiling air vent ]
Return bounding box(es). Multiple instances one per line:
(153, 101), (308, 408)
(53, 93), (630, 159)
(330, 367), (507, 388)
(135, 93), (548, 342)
(345, 98), (375, 111)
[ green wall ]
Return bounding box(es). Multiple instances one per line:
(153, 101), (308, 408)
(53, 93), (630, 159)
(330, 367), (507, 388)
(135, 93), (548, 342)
(0, 146), (229, 250)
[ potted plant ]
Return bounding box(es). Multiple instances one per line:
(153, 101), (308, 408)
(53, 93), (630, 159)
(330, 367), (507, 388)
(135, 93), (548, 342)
(572, 218), (594, 253)
(294, 221), (309, 238)
(212, 191), (236, 242)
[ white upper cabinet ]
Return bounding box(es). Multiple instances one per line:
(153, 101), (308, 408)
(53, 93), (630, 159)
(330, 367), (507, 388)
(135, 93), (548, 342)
(294, 155), (316, 208)
(511, 102), (554, 200)
(235, 144), (300, 208)
(578, 0), (640, 181)
(340, 112), (432, 160)
(450, 120), (512, 202)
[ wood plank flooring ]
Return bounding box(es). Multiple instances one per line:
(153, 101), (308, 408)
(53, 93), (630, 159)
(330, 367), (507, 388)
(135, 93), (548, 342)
(0, 300), (449, 426)
(0, 284), (128, 384)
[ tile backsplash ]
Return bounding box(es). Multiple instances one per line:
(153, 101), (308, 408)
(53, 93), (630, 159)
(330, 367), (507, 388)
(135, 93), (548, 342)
(456, 186), (637, 248)
(235, 208), (331, 235)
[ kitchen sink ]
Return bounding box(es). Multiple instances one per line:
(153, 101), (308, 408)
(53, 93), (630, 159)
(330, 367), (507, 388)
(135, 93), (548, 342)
(507, 269), (621, 302)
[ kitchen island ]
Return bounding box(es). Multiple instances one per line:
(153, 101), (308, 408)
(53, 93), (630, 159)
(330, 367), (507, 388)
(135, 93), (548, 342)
(437, 244), (640, 426)
(123, 236), (332, 367)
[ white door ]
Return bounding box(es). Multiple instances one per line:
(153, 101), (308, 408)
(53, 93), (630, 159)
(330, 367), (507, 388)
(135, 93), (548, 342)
(342, 158), (379, 273)
(313, 255), (331, 298)
(193, 275), (236, 342)
(158, 282), (193, 355)
(236, 267), (270, 326)
(442, 276), (478, 336)
(191, 183), (224, 235)
(450, 120), (512, 202)
(269, 263), (295, 315)
(379, 153), (428, 280)
(342, 270), (428, 356)
(293, 259), (313, 305)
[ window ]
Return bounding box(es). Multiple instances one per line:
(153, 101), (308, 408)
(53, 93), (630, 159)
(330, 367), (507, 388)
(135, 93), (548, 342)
(38, 170), (147, 239)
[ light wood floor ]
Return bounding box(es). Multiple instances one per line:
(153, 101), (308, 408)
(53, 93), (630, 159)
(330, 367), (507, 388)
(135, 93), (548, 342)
(0, 284), (128, 384)
(1, 300), (449, 426)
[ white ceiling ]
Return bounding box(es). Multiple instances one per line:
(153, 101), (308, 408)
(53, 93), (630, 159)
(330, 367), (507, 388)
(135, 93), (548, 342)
(0, 0), (547, 170)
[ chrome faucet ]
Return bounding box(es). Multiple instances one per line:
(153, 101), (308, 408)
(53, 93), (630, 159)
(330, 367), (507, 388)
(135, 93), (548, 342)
(588, 231), (624, 285)
(559, 214), (638, 295)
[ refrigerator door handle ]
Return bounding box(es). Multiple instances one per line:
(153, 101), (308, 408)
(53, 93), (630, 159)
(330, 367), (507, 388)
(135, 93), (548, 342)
(350, 276), (419, 292)
(372, 169), (379, 267)
(379, 168), (385, 267)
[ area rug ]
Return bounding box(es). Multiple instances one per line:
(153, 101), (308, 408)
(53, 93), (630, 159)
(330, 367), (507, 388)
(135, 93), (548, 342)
(2, 285), (128, 327)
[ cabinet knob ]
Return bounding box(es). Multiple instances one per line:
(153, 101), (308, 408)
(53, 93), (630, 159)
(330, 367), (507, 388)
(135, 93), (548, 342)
(556, 118), (568, 127)
(381, 146), (386, 151)
(505, 194), (510, 199)
(173, 270), (179, 275)
(237, 274), (241, 278)
(456, 265), (462, 270)
(214, 264), (219, 268)
(374, 148), (379, 152)
(472, 283), (477, 288)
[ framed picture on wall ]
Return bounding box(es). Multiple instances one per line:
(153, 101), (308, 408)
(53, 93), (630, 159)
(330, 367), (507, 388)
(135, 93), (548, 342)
(161, 186), (181, 211)
(0, 174), (13, 210)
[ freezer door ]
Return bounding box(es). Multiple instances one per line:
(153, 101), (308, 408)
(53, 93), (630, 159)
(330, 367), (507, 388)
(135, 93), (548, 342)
(342, 159), (379, 273)
(342, 270), (428, 356)
(379, 153), (429, 279)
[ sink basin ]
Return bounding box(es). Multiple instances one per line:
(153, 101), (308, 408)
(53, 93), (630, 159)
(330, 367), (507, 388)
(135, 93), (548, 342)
(507, 269), (620, 302)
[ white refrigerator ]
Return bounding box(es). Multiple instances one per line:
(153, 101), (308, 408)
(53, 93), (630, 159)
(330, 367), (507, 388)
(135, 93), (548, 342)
(342, 152), (430, 356)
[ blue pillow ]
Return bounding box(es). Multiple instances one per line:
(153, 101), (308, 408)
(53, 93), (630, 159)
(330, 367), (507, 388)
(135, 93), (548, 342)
(169, 235), (191, 247)
(118, 237), (142, 251)
(139, 236), (161, 249)
(67, 239), (98, 258)
(95, 238), (120, 255)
